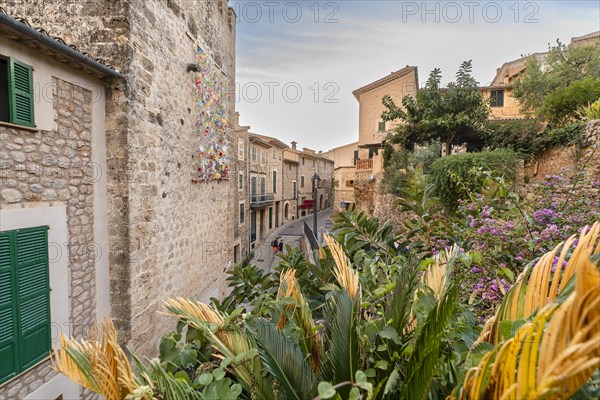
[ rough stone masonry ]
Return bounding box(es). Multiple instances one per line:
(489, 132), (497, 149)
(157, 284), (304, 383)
(4, 0), (237, 358)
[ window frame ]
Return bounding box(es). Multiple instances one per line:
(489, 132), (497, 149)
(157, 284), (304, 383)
(490, 89), (505, 107)
(238, 139), (245, 161)
(0, 226), (51, 385)
(0, 56), (35, 128)
(239, 203), (245, 224)
(261, 150), (267, 166)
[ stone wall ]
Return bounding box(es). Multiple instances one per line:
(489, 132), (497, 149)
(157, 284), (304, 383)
(5, 0), (237, 357)
(0, 78), (96, 398)
(524, 120), (600, 184)
(358, 120), (600, 234)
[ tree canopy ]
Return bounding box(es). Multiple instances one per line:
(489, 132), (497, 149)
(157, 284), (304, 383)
(381, 61), (489, 155)
(512, 39), (600, 126)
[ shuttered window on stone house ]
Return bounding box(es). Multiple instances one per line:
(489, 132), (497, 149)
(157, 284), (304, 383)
(0, 226), (51, 385)
(0, 57), (35, 128)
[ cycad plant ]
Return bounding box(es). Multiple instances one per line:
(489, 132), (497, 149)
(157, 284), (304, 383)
(52, 215), (599, 400)
(451, 222), (600, 399)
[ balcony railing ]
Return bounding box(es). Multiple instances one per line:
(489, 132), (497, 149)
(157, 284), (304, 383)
(250, 193), (274, 207)
(356, 159), (373, 171)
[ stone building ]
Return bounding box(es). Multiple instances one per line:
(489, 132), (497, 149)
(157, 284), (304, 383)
(0, 12), (120, 398)
(293, 146), (334, 216)
(283, 146), (300, 222)
(481, 31), (599, 121)
(4, 0), (238, 380)
(323, 141), (358, 209)
(351, 66), (419, 214)
(233, 113), (249, 263)
(479, 53), (547, 121)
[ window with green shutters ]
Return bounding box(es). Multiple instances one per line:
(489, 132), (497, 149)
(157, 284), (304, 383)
(0, 226), (51, 385)
(0, 56), (35, 128)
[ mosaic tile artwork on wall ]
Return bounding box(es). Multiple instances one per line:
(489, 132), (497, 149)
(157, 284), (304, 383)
(192, 44), (230, 183)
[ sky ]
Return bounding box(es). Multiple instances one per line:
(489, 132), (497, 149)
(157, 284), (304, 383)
(232, 0), (600, 151)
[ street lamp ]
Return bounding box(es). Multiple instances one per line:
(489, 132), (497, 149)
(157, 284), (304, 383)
(312, 173), (321, 242)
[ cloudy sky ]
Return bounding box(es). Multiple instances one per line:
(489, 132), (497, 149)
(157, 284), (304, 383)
(232, 0), (600, 151)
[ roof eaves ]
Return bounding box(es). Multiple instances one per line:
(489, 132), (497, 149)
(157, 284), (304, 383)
(0, 11), (123, 79)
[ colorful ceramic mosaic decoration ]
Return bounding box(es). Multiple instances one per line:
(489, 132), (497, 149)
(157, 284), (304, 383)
(192, 45), (230, 183)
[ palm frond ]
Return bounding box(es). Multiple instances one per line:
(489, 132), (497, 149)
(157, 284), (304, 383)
(385, 258), (421, 337)
(163, 298), (276, 400)
(422, 246), (455, 298)
(253, 319), (318, 400)
(146, 359), (202, 400)
(325, 234), (361, 302)
(276, 269), (322, 373)
(452, 223), (600, 400)
(52, 319), (137, 400)
(484, 222), (600, 343)
(321, 291), (359, 388)
(399, 282), (459, 400)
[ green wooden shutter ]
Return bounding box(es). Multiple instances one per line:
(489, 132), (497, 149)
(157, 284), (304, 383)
(0, 232), (18, 383)
(16, 227), (50, 369)
(8, 58), (35, 127)
(0, 226), (50, 385)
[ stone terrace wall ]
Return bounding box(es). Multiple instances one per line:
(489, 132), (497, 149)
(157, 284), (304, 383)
(5, 0), (237, 356)
(524, 120), (600, 184)
(0, 79), (96, 398)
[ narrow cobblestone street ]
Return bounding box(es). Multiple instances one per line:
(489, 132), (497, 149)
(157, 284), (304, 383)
(252, 208), (333, 272)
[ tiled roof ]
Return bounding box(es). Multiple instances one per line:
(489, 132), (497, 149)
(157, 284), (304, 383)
(0, 8), (121, 78)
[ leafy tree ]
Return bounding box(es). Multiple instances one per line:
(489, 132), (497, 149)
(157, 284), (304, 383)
(540, 77), (600, 126)
(382, 61), (490, 156)
(512, 39), (600, 126)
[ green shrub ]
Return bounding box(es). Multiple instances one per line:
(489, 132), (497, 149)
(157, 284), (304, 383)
(430, 149), (519, 210)
(542, 122), (586, 150)
(484, 119), (544, 159)
(383, 141), (442, 195)
(485, 120), (585, 159)
(540, 77), (600, 126)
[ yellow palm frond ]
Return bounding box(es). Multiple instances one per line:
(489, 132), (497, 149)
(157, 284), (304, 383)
(52, 319), (137, 400)
(325, 234), (361, 302)
(276, 269), (322, 373)
(163, 298), (274, 400)
(451, 223), (600, 400)
(422, 246), (455, 298)
(483, 222), (600, 343)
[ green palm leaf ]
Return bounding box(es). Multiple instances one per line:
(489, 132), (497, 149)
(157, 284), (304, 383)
(385, 258), (421, 340)
(321, 291), (359, 388)
(253, 319), (318, 400)
(399, 282), (459, 400)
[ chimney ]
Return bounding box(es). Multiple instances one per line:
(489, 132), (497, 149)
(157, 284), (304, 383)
(291, 141), (297, 150)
